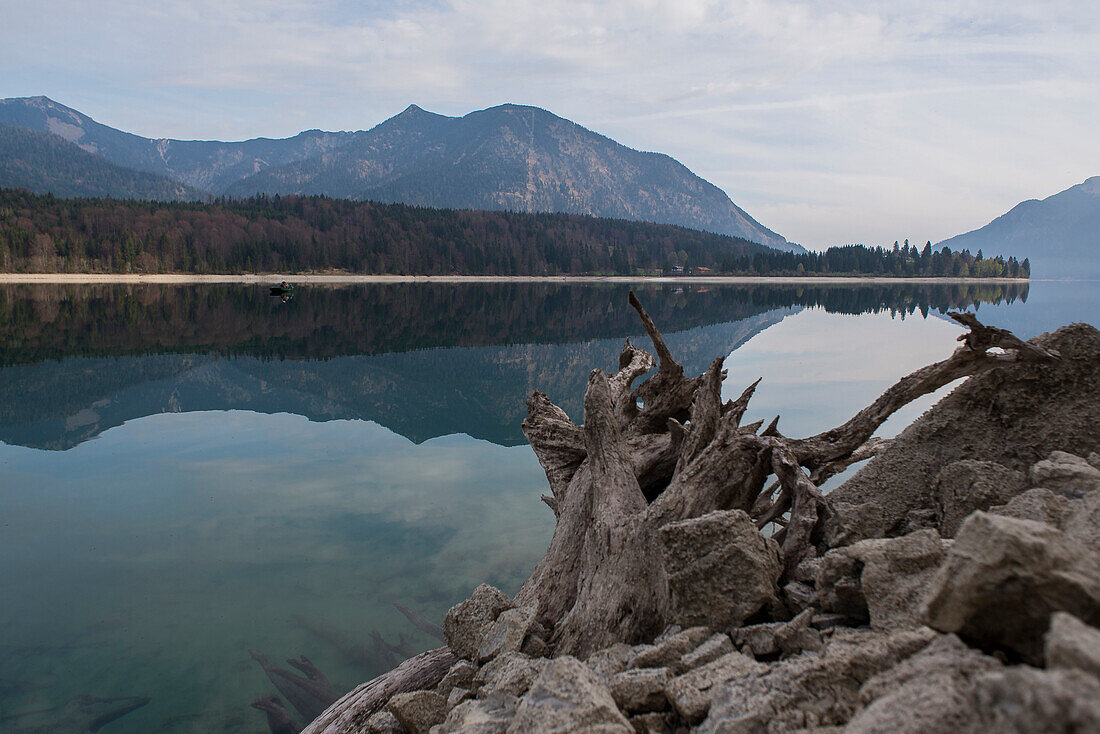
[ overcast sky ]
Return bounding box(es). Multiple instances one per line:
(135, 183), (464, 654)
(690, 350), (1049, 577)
(3, 0), (1097, 248)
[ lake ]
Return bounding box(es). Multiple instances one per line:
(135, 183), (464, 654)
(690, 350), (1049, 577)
(0, 278), (1093, 733)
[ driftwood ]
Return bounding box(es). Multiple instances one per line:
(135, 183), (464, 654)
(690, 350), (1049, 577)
(250, 651), (340, 725)
(300, 647), (457, 734)
(511, 294), (1059, 656)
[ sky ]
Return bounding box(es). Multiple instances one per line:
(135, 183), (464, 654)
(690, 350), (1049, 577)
(2, 0), (1098, 249)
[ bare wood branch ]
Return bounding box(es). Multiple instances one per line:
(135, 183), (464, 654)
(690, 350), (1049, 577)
(522, 391), (586, 499)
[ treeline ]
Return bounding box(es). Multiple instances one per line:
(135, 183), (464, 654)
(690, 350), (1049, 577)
(0, 188), (767, 275)
(720, 242), (1029, 278)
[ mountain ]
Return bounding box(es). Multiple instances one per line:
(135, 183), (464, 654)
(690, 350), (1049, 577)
(0, 96), (798, 251)
(0, 123), (204, 200)
(938, 177), (1100, 280)
(0, 96), (356, 192)
(226, 104), (801, 251)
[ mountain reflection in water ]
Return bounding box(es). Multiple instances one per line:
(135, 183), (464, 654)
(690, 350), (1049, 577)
(0, 281), (1028, 450)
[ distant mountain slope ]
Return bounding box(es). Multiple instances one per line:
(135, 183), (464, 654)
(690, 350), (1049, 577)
(0, 123), (204, 200)
(0, 96), (797, 252)
(0, 96), (356, 192)
(938, 177), (1100, 280)
(227, 104), (802, 252)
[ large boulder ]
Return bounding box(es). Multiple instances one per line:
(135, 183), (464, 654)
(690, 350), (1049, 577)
(659, 510), (782, 630)
(816, 529), (947, 631)
(826, 323), (1100, 543)
(443, 584), (514, 661)
(933, 460), (1026, 537)
(991, 486), (1100, 552)
(920, 512), (1100, 664)
(507, 656), (632, 733)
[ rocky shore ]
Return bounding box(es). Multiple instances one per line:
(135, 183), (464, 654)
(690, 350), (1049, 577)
(288, 302), (1099, 734)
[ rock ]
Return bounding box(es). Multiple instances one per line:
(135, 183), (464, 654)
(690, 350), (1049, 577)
(630, 627), (711, 672)
(680, 634), (734, 670)
(585, 643), (638, 683)
(520, 635), (551, 659)
(817, 529), (947, 631)
(1046, 612), (1100, 679)
(773, 609), (823, 656)
(1030, 450), (1100, 497)
(973, 667), (1100, 732)
(731, 623), (782, 657)
(386, 689), (446, 734)
(920, 512), (1100, 664)
(609, 667), (672, 714)
(933, 460), (1027, 537)
(478, 607), (536, 663)
(474, 652), (546, 699)
(1089, 452), (1100, 470)
(443, 584), (514, 661)
(659, 510), (782, 630)
(664, 651), (767, 724)
(844, 634), (1003, 733)
(508, 656), (632, 733)
(826, 323), (1100, 544)
(363, 710), (405, 734)
(990, 487), (1076, 528)
(626, 711), (678, 734)
(782, 580), (815, 615)
(1063, 489), (1100, 552)
(822, 500), (893, 549)
(447, 686), (474, 709)
(698, 628), (936, 732)
(436, 692), (518, 733)
(437, 660), (478, 698)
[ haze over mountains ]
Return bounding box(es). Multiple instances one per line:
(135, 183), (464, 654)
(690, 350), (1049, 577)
(938, 177), (1100, 280)
(0, 95), (800, 252)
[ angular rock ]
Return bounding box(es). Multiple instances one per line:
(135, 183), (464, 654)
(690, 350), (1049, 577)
(659, 510), (782, 630)
(1063, 489), (1100, 552)
(664, 651), (767, 724)
(933, 460), (1026, 537)
(631, 627), (710, 673)
(783, 580), (815, 615)
(817, 529), (947, 631)
(990, 487), (1076, 528)
(363, 709), (405, 734)
(447, 686), (474, 709)
(437, 659), (478, 698)
(844, 634), (1003, 733)
(609, 667), (672, 714)
(680, 634), (734, 671)
(974, 667), (1100, 732)
(508, 656), (632, 733)
(699, 628), (936, 732)
(478, 607), (536, 664)
(386, 689), (446, 734)
(436, 692), (518, 734)
(1046, 612), (1100, 679)
(1089, 452), (1100, 471)
(585, 643), (637, 683)
(773, 609), (823, 656)
(920, 512), (1100, 664)
(627, 711), (678, 734)
(1031, 450), (1100, 497)
(474, 652), (545, 699)
(443, 584), (513, 661)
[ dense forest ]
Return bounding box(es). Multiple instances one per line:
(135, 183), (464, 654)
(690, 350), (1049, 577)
(0, 188), (1026, 277)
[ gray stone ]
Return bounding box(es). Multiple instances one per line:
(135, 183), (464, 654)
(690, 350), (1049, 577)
(659, 510), (782, 630)
(474, 652), (545, 698)
(1046, 612), (1100, 679)
(664, 651), (767, 724)
(920, 511), (1100, 664)
(1031, 451), (1100, 497)
(698, 628), (936, 732)
(446, 686), (473, 709)
(1064, 489), (1100, 552)
(520, 634), (550, 659)
(443, 584), (513, 661)
(844, 634), (1003, 733)
(680, 634), (734, 670)
(507, 656), (632, 733)
(436, 660), (478, 698)
(933, 460), (1026, 537)
(477, 607), (536, 664)
(363, 709), (405, 734)
(626, 711), (677, 734)
(783, 580), (815, 615)
(609, 667), (672, 714)
(822, 500), (893, 549)
(990, 487), (1076, 527)
(817, 529), (947, 631)
(585, 643), (637, 683)
(436, 692), (518, 734)
(731, 623), (781, 657)
(774, 609), (823, 656)
(973, 667), (1100, 733)
(387, 689), (447, 734)
(1089, 452), (1100, 470)
(630, 626), (711, 672)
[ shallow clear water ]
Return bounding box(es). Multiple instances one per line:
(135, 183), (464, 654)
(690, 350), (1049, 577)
(0, 279), (1093, 733)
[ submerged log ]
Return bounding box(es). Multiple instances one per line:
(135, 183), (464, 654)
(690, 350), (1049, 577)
(512, 293), (1058, 656)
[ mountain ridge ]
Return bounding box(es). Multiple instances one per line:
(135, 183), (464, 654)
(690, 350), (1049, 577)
(0, 96), (800, 252)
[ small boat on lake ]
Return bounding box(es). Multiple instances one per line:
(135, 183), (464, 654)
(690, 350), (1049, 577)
(269, 281), (295, 296)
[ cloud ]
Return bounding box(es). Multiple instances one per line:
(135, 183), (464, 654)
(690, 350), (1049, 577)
(1, 0), (1097, 248)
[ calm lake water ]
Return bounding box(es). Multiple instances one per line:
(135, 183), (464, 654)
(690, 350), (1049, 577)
(0, 279), (1094, 733)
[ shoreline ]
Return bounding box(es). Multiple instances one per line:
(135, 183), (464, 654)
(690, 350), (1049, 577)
(0, 273), (1031, 285)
